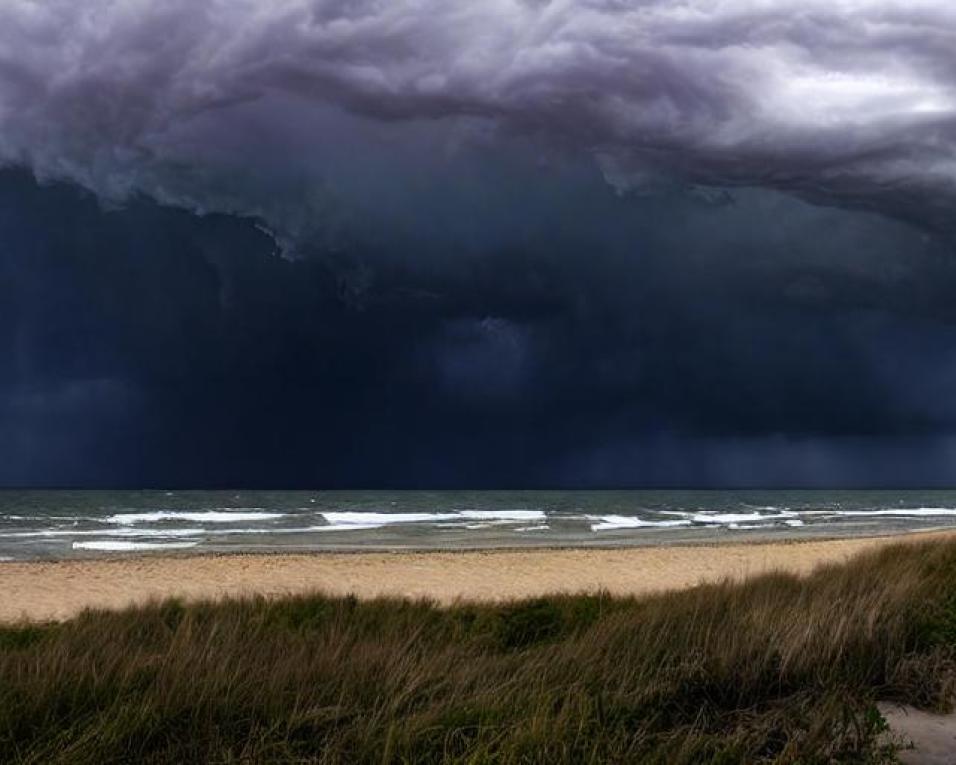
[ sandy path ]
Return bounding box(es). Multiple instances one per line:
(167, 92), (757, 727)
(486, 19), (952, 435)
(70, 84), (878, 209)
(2, 533), (950, 623)
(879, 704), (956, 765)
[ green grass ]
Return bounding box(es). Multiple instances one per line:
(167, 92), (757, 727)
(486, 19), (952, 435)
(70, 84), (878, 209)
(4, 538), (956, 763)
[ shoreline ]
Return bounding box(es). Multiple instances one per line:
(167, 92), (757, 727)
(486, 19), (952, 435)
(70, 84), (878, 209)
(10, 521), (956, 562)
(5, 529), (955, 623)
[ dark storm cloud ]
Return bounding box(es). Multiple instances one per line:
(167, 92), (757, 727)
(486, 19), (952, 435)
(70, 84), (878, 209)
(1, 0), (956, 237)
(4, 166), (956, 487)
(4, 2), (956, 486)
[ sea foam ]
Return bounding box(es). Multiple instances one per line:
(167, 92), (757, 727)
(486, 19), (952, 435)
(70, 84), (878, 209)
(459, 510), (546, 521)
(686, 511), (797, 524)
(591, 510), (800, 532)
(832, 508), (956, 517)
(72, 540), (200, 551)
(317, 510), (547, 530)
(106, 510), (284, 525)
(4, 527), (205, 538)
(589, 515), (692, 531)
(320, 512), (459, 529)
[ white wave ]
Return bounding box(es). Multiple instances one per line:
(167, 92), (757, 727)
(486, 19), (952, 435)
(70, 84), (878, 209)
(589, 515), (693, 531)
(699, 513), (785, 524)
(785, 519), (805, 527)
(305, 523), (391, 532)
(728, 523), (764, 530)
(828, 508), (956, 517)
(3, 527), (205, 539)
(106, 510), (285, 525)
(72, 540), (200, 551)
(4, 515), (104, 522)
(665, 511), (798, 524)
(459, 510), (546, 521)
(516, 525), (549, 532)
(318, 510), (546, 529)
(5, 522), (457, 539)
(321, 511), (459, 529)
(593, 510), (801, 531)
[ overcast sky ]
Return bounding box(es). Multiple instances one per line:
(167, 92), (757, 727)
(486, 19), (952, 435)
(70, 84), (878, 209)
(3, 0), (956, 487)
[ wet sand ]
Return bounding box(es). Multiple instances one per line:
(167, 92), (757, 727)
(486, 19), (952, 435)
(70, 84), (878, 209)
(2, 531), (952, 623)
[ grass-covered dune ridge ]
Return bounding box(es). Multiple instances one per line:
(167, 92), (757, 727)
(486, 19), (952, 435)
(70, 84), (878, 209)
(4, 539), (956, 763)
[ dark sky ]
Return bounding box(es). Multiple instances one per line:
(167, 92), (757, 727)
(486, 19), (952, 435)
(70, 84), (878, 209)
(5, 165), (956, 487)
(3, 1), (956, 487)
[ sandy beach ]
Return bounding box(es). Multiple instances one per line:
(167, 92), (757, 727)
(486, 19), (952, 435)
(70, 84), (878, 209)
(3, 531), (951, 623)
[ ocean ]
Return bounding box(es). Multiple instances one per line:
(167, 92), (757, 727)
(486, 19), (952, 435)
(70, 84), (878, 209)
(2, 489), (956, 560)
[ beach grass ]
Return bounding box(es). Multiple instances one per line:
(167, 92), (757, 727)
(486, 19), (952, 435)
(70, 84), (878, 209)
(3, 538), (956, 763)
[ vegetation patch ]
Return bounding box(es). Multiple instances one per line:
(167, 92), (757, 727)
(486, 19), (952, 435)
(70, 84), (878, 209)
(3, 539), (956, 763)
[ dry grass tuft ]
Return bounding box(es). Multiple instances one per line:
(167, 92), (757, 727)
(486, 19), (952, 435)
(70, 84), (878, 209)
(4, 538), (956, 763)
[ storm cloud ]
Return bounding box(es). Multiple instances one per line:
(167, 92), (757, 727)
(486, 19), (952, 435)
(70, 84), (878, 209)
(2, 0), (956, 238)
(3, 162), (956, 487)
(3, 2), (956, 487)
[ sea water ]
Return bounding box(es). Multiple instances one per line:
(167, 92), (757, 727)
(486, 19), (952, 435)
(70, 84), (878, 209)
(3, 489), (956, 560)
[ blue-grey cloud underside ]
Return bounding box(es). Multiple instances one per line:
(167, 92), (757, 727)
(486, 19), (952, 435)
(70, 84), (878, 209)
(1, 0), (955, 237)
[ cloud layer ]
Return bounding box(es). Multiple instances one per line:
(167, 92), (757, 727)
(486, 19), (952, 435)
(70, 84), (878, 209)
(5, 3), (956, 486)
(2, 0), (956, 237)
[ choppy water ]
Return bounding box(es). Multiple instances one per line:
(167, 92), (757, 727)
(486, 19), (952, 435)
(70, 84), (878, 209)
(2, 489), (956, 560)
(0, 491), (956, 560)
